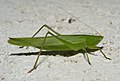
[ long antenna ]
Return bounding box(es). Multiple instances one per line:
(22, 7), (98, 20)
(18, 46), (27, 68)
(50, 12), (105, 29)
(57, 6), (101, 35)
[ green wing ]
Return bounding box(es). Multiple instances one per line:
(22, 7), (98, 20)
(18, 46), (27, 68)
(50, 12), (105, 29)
(8, 35), (103, 51)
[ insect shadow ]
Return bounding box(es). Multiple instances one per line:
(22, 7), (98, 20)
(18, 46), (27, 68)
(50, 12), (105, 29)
(10, 47), (102, 57)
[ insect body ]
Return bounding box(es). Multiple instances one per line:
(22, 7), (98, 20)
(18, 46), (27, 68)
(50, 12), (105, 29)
(8, 24), (111, 73)
(9, 34), (103, 51)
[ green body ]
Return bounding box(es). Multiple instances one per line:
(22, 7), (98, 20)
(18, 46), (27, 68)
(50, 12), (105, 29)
(8, 35), (103, 51)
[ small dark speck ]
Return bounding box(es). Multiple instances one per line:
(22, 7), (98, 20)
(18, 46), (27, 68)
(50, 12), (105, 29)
(61, 18), (66, 22)
(110, 21), (112, 24)
(21, 11), (25, 14)
(1, 77), (4, 80)
(68, 18), (76, 23)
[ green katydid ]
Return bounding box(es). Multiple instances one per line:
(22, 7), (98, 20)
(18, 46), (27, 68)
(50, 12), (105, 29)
(8, 24), (111, 73)
(8, 8), (111, 73)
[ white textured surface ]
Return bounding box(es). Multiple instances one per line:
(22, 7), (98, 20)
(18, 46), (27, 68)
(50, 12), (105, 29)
(0, 0), (120, 81)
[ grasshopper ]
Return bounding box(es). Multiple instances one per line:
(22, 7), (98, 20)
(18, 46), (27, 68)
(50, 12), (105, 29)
(8, 8), (111, 73)
(8, 24), (111, 73)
